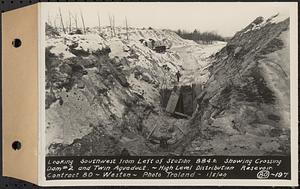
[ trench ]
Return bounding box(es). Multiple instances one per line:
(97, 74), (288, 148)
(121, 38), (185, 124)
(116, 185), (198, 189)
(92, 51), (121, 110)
(46, 37), (226, 156)
(131, 43), (225, 155)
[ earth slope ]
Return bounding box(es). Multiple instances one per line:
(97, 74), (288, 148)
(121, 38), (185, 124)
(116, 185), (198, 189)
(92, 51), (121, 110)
(185, 15), (290, 155)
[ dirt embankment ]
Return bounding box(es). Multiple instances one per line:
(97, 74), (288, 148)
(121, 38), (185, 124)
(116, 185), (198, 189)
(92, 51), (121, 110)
(185, 16), (290, 156)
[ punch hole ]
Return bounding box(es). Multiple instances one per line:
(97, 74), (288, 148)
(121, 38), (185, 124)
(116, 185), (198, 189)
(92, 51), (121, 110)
(12, 141), (22, 150)
(12, 38), (22, 48)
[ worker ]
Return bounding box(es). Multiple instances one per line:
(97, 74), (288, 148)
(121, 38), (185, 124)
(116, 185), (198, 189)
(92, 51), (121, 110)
(176, 71), (182, 82)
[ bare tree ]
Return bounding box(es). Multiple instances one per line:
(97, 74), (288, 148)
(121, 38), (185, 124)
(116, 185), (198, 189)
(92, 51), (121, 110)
(70, 13), (78, 30)
(48, 12), (52, 26)
(97, 12), (101, 34)
(108, 14), (113, 37)
(54, 18), (57, 29)
(125, 16), (129, 40)
(112, 15), (116, 36)
(58, 8), (66, 34)
(69, 13), (79, 31)
(80, 9), (86, 34)
(68, 11), (72, 33)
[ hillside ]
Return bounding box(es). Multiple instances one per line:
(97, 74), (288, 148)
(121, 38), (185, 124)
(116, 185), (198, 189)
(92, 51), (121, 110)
(185, 14), (290, 155)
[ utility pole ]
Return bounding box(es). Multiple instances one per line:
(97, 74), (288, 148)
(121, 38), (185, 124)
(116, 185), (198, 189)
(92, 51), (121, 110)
(58, 8), (66, 34)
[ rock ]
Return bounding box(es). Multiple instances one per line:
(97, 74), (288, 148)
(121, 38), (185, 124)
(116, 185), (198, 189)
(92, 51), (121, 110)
(97, 87), (108, 96)
(233, 46), (242, 57)
(260, 141), (281, 153)
(68, 63), (87, 76)
(115, 73), (129, 87)
(119, 57), (129, 66)
(45, 91), (57, 109)
(81, 57), (97, 68)
(93, 47), (111, 57)
(77, 80), (85, 89)
(59, 63), (72, 75)
(141, 73), (151, 83)
(153, 82), (159, 88)
(252, 16), (264, 25)
(98, 65), (112, 78)
(154, 46), (166, 53)
(120, 148), (131, 156)
(267, 114), (281, 122)
(69, 47), (90, 57)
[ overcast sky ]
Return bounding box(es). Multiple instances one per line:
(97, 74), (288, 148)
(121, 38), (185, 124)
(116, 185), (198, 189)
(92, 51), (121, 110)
(44, 2), (292, 37)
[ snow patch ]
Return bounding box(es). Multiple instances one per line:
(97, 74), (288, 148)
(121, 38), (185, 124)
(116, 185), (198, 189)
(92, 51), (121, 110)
(65, 34), (107, 53)
(243, 14), (289, 34)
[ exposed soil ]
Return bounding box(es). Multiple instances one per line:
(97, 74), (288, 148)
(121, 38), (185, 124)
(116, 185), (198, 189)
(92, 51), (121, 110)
(46, 15), (291, 156)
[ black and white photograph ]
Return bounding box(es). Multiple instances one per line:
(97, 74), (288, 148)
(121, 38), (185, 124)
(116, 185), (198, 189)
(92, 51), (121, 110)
(1, 1), (297, 186)
(45, 3), (292, 157)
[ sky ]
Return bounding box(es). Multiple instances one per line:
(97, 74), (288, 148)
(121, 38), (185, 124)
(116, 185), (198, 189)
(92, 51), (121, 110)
(44, 2), (293, 37)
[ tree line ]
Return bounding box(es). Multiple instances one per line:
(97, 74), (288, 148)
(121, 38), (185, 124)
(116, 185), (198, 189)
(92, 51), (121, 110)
(176, 29), (226, 44)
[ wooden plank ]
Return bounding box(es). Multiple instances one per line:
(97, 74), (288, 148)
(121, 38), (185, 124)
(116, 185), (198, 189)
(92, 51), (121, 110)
(175, 125), (186, 135)
(182, 90), (193, 115)
(174, 111), (190, 119)
(147, 124), (159, 139)
(160, 88), (172, 109)
(165, 91), (180, 113)
(192, 83), (202, 112)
